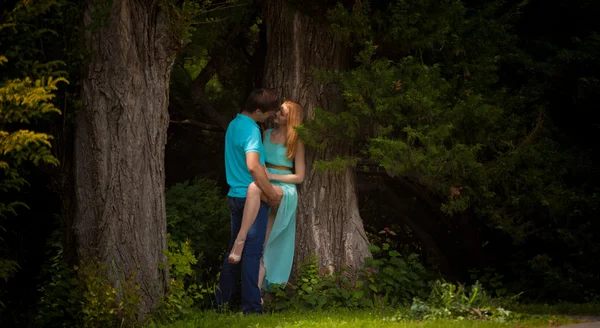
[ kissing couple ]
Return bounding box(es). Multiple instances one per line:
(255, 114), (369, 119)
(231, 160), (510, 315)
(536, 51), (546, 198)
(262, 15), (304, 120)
(215, 88), (305, 314)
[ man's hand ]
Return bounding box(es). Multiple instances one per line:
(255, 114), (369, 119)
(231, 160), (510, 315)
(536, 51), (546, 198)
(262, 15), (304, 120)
(266, 188), (282, 207)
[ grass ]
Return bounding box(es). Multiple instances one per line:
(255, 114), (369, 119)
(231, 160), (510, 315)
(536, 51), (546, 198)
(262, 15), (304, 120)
(510, 302), (600, 316)
(152, 308), (583, 328)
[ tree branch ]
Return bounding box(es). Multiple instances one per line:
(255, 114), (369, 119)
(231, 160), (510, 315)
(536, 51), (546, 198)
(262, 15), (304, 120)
(192, 95), (231, 130)
(518, 108), (544, 149)
(188, 24), (245, 130)
(170, 119), (224, 132)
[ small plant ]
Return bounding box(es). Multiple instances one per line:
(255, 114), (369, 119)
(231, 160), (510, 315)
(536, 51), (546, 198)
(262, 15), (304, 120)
(36, 225), (78, 327)
(407, 280), (516, 322)
(266, 247), (431, 311)
(76, 259), (141, 328)
(267, 255), (363, 311)
(155, 235), (214, 322)
(290, 254), (336, 309)
(469, 267), (507, 297)
(327, 269), (374, 309)
(165, 178), (229, 283)
(268, 283), (294, 311)
(362, 243), (429, 306)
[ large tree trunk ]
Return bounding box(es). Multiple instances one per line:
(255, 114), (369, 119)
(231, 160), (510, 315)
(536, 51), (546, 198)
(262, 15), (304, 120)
(262, 0), (371, 276)
(74, 0), (177, 315)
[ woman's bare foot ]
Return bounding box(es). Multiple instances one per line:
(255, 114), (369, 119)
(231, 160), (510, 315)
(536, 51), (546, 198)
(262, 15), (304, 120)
(227, 239), (245, 264)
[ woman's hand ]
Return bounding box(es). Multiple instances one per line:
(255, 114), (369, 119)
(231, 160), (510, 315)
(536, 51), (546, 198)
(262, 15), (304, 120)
(264, 166), (272, 180)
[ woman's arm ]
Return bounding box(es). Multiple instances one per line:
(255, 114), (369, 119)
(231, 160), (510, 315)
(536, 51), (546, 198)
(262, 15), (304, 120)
(267, 142), (305, 184)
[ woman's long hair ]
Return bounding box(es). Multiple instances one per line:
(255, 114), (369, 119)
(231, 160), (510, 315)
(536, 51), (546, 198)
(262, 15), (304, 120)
(283, 100), (304, 159)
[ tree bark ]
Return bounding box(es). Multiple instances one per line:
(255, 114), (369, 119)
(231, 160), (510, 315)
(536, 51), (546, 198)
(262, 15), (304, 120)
(74, 0), (177, 316)
(262, 0), (371, 276)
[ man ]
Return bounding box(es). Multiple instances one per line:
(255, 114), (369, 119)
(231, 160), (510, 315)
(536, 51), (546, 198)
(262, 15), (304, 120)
(215, 88), (282, 314)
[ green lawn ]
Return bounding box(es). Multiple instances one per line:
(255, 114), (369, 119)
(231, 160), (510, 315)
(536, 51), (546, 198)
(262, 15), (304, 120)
(153, 309), (581, 328)
(510, 302), (600, 316)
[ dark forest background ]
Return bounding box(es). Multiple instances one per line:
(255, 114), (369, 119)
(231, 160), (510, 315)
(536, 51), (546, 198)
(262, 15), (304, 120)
(1, 0), (599, 326)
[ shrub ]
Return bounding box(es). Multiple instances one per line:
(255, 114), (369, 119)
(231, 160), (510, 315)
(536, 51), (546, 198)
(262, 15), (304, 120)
(362, 243), (429, 306)
(165, 178), (229, 283)
(36, 254), (142, 328)
(406, 280), (516, 321)
(36, 226), (142, 327)
(36, 226), (78, 327)
(267, 248), (430, 311)
(154, 236), (215, 322)
(76, 259), (141, 328)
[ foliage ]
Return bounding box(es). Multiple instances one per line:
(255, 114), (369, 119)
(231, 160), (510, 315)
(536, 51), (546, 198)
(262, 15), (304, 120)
(165, 178), (229, 283)
(155, 236), (215, 322)
(161, 0), (251, 48)
(405, 280), (516, 321)
(167, 0), (255, 127)
(0, 258), (19, 283)
(0, 1), (67, 313)
(301, 0), (600, 301)
(0, 71), (65, 210)
(75, 259), (142, 328)
(0, 53), (65, 219)
(35, 231), (142, 328)
(270, 254), (374, 310)
(0, 58), (65, 311)
(363, 243), (429, 306)
(312, 156), (360, 175)
(36, 223), (78, 327)
(468, 268), (507, 298)
(267, 247), (429, 311)
(35, 152), (224, 327)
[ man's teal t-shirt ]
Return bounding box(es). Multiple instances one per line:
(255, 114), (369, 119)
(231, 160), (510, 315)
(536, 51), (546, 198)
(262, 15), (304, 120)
(225, 114), (265, 198)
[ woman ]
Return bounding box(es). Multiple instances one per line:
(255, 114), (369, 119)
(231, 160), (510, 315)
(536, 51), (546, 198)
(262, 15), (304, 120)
(227, 100), (305, 291)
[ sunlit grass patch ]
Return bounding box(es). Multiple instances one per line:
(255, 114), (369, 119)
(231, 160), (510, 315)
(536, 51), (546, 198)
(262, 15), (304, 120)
(152, 308), (581, 328)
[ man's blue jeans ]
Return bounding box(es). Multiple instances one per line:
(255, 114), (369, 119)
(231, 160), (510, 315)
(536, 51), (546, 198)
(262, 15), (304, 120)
(215, 197), (269, 314)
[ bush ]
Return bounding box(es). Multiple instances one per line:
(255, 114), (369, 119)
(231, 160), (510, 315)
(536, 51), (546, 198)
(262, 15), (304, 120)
(268, 255), (352, 311)
(76, 259), (141, 328)
(165, 178), (229, 283)
(405, 280), (516, 321)
(36, 226), (78, 328)
(269, 255), (373, 310)
(267, 247), (430, 311)
(36, 250), (142, 328)
(362, 243), (429, 306)
(154, 235), (215, 322)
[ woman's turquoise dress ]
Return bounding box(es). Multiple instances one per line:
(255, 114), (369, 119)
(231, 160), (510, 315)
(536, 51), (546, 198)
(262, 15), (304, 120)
(262, 129), (298, 291)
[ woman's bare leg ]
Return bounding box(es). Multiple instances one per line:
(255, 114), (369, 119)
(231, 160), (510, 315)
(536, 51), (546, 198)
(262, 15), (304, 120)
(228, 182), (283, 264)
(228, 182), (262, 263)
(258, 258), (266, 290)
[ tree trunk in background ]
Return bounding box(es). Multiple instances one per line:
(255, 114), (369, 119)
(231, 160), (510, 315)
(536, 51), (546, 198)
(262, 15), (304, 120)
(74, 0), (177, 315)
(262, 0), (371, 276)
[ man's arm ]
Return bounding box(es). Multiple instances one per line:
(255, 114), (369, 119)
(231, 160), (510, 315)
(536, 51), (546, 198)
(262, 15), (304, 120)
(246, 152), (281, 205)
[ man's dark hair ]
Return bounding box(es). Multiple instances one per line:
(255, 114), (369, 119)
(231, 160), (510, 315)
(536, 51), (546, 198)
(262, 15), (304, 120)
(244, 88), (281, 113)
